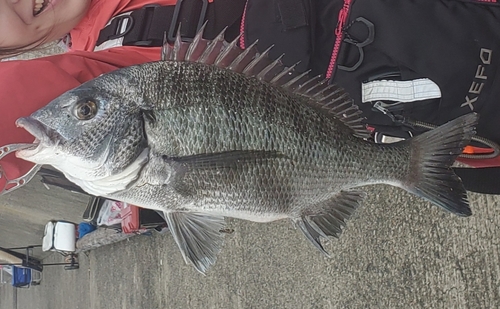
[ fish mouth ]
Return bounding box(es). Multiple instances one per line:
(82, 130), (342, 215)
(15, 117), (63, 159)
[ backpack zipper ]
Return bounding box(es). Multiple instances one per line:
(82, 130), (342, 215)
(239, 0), (249, 49)
(326, 0), (353, 80)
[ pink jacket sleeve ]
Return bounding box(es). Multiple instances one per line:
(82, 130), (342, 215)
(0, 47), (161, 190)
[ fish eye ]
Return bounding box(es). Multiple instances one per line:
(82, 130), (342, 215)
(75, 100), (98, 120)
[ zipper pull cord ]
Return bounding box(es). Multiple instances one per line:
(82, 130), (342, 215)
(326, 0), (352, 80)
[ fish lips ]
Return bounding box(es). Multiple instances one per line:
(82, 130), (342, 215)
(15, 117), (64, 160)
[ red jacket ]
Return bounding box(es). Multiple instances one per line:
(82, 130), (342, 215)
(0, 0), (175, 189)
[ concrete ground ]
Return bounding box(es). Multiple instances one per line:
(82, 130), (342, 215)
(0, 174), (499, 309)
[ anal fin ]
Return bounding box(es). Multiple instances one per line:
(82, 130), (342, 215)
(293, 191), (365, 256)
(164, 211), (225, 274)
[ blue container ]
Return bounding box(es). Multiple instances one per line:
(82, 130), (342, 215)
(11, 266), (31, 287)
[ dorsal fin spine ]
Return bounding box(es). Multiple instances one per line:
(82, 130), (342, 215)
(282, 70), (311, 90)
(228, 40), (259, 73)
(162, 27), (371, 139)
(242, 44), (274, 76)
(269, 62), (298, 86)
(256, 54), (284, 81)
(210, 34), (240, 65)
(185, 24), (209, 62)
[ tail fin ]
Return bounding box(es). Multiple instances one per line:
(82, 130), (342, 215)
(404, 113), (478, 216)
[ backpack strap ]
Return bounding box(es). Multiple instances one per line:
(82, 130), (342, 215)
(96, 0), (246, 51)
(96, 5), (175, 49)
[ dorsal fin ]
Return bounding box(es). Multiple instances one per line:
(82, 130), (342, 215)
(161, 28), (371, 139)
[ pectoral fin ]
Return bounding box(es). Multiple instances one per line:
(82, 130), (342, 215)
(294, 190), (365, 256)
(162, 150), (285, 197)
(164, 211), (226, 274)
(165, 150), (285, 170)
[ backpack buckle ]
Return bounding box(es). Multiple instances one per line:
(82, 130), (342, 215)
(96, 13), (135, 46)
(338, 17), (375, 72)
(108, 15), (135, 41)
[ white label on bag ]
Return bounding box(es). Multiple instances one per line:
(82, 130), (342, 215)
(362, 78), (441, 103)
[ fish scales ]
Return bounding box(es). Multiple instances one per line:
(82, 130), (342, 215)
(106, 62), (408, 214)
(15, 30), (477, 273)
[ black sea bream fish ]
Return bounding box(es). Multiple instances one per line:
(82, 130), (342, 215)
(16, 30), (477, 273)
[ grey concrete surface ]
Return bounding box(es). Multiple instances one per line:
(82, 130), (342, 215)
(1, 179), (499, 309)
(0, 175), (89, 250)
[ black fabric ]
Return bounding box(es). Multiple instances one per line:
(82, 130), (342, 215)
(309, 0), (342, 77)
(276, 0), (308, 30)
(176, 0), (205, 39)
(125, 6), (174, 46)
(204, 0), (247, 41)
(330, 0), (500, 144)
(244, 0), (314, 72)
(455, 167), (500, 195)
